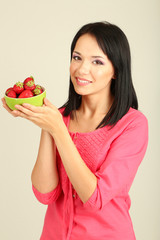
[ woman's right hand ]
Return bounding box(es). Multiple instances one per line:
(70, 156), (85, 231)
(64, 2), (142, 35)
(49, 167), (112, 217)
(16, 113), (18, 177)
(1, 97), (65, 138)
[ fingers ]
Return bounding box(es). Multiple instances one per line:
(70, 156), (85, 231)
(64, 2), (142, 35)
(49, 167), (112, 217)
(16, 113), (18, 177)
(17, 103), (44, 114)
(1, 97), (32, 118)
(43, 98), (52, 106)
(22, 103), (40, 112)
(12, 109), (29, 118)
(1, 96), (46, 120)
(43, 98), (57, 111)
(14, 104), (44, 120)
(12, 104), (39, 121)
(14, 104), (34, 116)
(1, 97), (11, 111)
(1, 97), (58, 124)
(1, 97), (18, 116)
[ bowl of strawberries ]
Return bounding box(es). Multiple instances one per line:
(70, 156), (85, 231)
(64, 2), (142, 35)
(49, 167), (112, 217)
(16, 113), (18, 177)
(4, 76), (46, 110)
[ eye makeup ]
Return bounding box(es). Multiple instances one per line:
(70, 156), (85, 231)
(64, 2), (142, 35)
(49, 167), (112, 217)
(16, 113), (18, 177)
(93, 59), (105, 65)
(72, 52), (105, 65)
(72, 54), (81, 60)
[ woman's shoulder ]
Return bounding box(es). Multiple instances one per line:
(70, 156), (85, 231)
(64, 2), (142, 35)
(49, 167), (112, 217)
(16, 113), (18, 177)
(105, 107), (148, 147)
(116, 107), (148, 132)
(126, 107), (148, 124)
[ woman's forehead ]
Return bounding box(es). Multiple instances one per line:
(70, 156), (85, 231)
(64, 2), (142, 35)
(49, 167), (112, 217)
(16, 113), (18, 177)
(73, 34), (107, 58)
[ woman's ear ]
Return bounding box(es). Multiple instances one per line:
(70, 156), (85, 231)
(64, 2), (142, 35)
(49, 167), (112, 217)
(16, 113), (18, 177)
(113, 71), (117, 79)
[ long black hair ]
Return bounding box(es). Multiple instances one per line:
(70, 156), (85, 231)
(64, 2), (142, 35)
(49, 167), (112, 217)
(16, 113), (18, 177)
(60, 21), (138, 129)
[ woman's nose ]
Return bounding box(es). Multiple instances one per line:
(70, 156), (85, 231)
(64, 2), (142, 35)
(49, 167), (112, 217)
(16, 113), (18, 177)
(78, 60), (90, 75)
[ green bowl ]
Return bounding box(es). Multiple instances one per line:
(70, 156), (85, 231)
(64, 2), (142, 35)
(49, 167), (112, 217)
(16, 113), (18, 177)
(5, 88), (46, 110)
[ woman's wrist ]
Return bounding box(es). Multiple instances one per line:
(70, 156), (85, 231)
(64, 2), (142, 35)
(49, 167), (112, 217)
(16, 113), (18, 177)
(50, 119), (68, 140)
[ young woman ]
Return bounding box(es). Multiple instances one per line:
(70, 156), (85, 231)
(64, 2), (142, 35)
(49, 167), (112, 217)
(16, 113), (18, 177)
(2, 21), (148, 240)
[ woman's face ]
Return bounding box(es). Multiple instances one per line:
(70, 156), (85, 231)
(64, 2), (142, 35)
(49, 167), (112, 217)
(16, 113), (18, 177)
(70, 34), (115, 98)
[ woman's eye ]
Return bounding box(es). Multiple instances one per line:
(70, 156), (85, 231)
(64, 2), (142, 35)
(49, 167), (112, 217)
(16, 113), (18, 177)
(72, 55), (81, 61)
(93, 60), (104, 65)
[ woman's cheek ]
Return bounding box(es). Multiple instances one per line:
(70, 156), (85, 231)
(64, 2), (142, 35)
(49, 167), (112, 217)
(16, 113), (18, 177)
(70, 63), (75, 76)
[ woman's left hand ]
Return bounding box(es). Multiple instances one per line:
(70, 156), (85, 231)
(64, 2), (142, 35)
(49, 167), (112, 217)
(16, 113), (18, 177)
(2, 97), (64, 135)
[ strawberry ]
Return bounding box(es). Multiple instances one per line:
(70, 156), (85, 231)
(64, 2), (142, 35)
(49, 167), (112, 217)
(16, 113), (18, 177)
(5, 87), (13, 95)
(32, 85), (43, 95)
(23, 76), (36, 91)
(5, 88), (17, 98)
(23, 76), (34, 85)
(34, 84), (42, 90)
(8, 90), (17, 98)
(18, 90), (34, 98)
(13, 82), (24, 94)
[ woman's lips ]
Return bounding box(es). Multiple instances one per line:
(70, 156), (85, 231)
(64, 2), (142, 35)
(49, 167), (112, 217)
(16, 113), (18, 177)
(76, 77), (92, 86)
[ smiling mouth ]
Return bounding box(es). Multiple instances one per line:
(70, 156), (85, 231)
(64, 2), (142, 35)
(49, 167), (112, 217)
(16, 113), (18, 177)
(76, 77), (92, 85)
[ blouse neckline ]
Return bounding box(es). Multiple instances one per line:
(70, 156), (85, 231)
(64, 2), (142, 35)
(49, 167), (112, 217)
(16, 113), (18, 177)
(65, 107), (133, 136)
(66, 112), (110, 136)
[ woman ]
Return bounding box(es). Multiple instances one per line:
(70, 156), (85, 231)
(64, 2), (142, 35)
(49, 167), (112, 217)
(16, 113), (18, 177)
(2, 21), (148, 240)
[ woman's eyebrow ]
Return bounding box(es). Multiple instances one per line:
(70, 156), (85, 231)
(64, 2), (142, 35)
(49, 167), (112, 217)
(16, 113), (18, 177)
(73, 51), (105, 59)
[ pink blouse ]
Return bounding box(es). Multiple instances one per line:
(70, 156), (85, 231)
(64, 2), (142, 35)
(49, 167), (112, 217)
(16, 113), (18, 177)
(32, 107), (148, 240)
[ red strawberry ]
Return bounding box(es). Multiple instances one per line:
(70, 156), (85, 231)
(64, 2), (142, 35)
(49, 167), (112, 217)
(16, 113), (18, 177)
(18, 90), (34, 98)
(7, 89), (17, 98)
(5, 87), (13, 95)
(32, 85), (43, 95)
(24, 76), (36, 91)
(13, 82), (24, 94)
(23, 76), (34, 85)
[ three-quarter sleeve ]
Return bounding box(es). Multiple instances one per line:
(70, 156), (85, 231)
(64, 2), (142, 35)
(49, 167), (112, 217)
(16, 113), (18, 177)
(84, 113), (148, 210)
(32, 182), (62, 205)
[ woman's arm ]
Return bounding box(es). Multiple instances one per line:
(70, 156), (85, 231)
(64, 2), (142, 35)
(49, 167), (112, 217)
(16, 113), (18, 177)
(2, 98), (97, 203)
(52, 124), (97, 204)
(1, 98), (148, 207)
(31, 129), (59, 193)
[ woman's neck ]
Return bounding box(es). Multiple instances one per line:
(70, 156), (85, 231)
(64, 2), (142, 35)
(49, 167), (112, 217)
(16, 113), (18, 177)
(78, 93), (114, 119)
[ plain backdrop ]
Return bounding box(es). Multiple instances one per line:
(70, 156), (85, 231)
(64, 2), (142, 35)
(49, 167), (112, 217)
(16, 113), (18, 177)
(0, 0), (159, 239)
